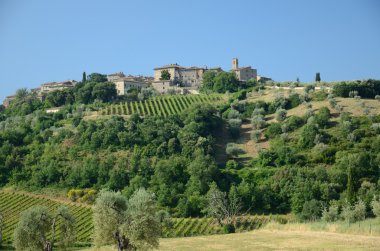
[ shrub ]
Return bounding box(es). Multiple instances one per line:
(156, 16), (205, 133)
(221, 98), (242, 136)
(311, 91), (328, 101)
(226, 143), (242, 157)
(275, 109), (287, 122)
(222, 223), (235, 234)
(81, 189), (97, 204)
(341, 200), (366, 223)
(228, 118), (242, 138)
(322, 204), (339, 222)
(67, 189), (84, 202)
(250, 130), (261, 142)
(300, 199), (322, 221)
(371, 197), (380, 218)
(228, 109), (240, 119)
(264, 123), (282, 139)
(251, 114), (266, 129)
(285, 116), (304, 131)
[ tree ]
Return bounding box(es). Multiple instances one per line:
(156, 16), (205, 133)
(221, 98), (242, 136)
(160, 70), (171, 80)
(275, 108), (287, 122)
(206, 183), (242, 227)
(88, 73), (107, 82)
(200, 71), (216, 92)
(228, 118), (242, 138)
(315, 72), (321, 82)
(94, 189), (161, 251)
(14, 206), (75, 251)
(213, 72), (239, 93)
(92, 82), (117, 102)
(226, 143), (242, 158)
(347, 165), (355, 204)
(82, 72), (87, 83)
(250, 130), (261, 143)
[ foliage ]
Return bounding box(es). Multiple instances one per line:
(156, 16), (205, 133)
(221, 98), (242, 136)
(371, 197), (380, 218)
(226, 143), (243, 158)
(315, 72), (321, 82)
(322, 204), (339, 222)
(68, 189), (97, 204)
(93, 189), (160, 251)
(160, 70), (171, 80)
(205, 183), (242, 226)
(299, 199), (322, 221)
(275, 108), (287, 122)
(333, 79), (380, 98)
(201, 72), (240, 93)
(14, 205), (75, 251)
(341, 200), (366, 223)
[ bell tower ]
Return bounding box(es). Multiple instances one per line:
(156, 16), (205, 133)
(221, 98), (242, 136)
(232, 58), (239, 70)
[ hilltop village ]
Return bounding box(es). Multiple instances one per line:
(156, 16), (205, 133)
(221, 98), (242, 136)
(2, 58), (271, 107)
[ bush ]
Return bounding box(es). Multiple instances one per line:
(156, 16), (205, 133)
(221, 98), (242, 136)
(251, 130), (261, 142)
(275, 109), (287, 122)
(67, 188), (97, 204)
(285, 116), (304, 131)
(300, 199), (322, 221)
(341, 200), (366, 223)
(322, 204), (339, 222)
(222, 223), (235, 234)
(251, 114), (266, 129)
(311, 91), (328, 101)
(226, 143), (242, 157)
(264, 123), (282, 139)
(228, 118), (242, 138)
(371, 197), (380, 217)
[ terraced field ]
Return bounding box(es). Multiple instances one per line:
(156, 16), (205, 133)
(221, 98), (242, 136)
(99, 94), (224, 117)
(0, 191), (93, 245)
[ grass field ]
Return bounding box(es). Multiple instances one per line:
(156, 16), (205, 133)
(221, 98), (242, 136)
(82, 228), (380, 251)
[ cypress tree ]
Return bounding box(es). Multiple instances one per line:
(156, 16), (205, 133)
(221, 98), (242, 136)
(347, 165), (355, 204)
(82, 72), (87, 83)
(315, 72), (321, 82)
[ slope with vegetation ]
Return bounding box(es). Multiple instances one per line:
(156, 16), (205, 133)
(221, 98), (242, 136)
(1, 72), (380, 249)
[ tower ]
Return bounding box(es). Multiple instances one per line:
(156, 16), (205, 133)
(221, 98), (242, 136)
(232, 58), (239, 70)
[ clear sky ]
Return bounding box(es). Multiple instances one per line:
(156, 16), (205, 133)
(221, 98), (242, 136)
(0, 0), (379, 102)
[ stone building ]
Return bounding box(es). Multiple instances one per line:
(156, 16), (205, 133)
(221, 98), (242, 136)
(152, 64), (223, 94)
(39, 80), (77, 94)
(2, 96), (16, 108)
(107, 72), (125, 82)
(107, 73), (153, 95)
(231, 58), (257, 81)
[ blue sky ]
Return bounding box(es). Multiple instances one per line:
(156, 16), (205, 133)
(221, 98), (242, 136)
(0, 0), (379, 102)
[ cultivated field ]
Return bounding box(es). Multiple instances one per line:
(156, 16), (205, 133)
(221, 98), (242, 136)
(98, 94), (224, 117)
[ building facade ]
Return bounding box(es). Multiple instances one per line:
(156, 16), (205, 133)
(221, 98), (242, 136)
(153, 64), (223, 93)
(107, 73), (153, 95)
(231, 58), (257, 81)
(39, 80), (77, 94)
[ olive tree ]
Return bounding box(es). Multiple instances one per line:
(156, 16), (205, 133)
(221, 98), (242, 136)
(206, 182), (242, 227)
(14, 206), (75, 251)
(275, 108), (287, 122)
(94, 189), (161, 251)
(225, 143), (243, 158)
